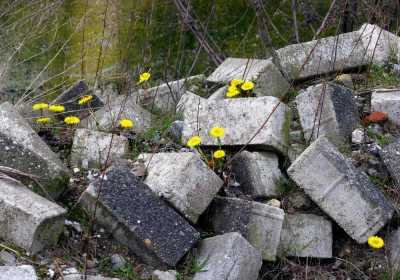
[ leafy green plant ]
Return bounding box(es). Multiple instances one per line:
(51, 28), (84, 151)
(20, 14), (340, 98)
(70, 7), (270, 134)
(175, 257), (208, 280)
(110, 261), (141, 279)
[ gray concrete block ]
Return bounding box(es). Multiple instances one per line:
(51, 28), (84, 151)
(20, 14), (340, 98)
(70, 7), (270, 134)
(207, 85), (228, 101)
(142, 152), (223, 224)
(169, 120), (184, 139)
(0, 179), (67, 255)
(231, 150), (285, 198)
(379, 139), (400, 189)
(181, 94), (291, 155)
(206, 58), (290, 98)
(0, 265), (37, 280)
(296, 82), (359, 146)
(276, 32), (367, 80)
(70, 128), (128, 169)
(287, 136), (394, 243)
(279, 214), (332, 258)
(192, 232), (262, 280)
(74, 160), (200, 269)
(203, 197), (284, 261)
(371, 89), (400, 125)
(0, 102), (70, 200)
(387, 228), (400, 270)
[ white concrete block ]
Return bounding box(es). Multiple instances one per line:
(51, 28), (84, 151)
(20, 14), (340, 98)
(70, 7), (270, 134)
(0, 265), (37, 280)
(371, 89), (400, 125)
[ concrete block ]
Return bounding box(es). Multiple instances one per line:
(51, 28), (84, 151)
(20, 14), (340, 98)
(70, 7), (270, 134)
(231, 150), (285, 198)
(206, 58), (290, 98)
(0, 179), (67, 255)
(192, 232), (262, 280)
(181, 94), (291, 155)
(276, 32), (367, 80)
(0, 265), (37, 280)
(379, 139), (400, 189)
(371, 89), (400, 125)
(80, 95), (153, 132)
(74, 160), (199, 269)
(202, 197), (284, 261)
(142, 152), (223, 224)
(296, 82), (359, 146)
(387, 228), (400, 270)
(70, 128), (128, 169)
(279, 214), (332, 258)
(61, 276), (119, 280)
(169, 120), (184, 139)
(0, 102), (70, 200)
(358, 23), (400, 65)
(207, 85), (228, 101)
(287, 136), (394, 243)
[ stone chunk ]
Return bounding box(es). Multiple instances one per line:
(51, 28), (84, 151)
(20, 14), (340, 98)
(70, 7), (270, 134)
(276, 32), (367, 80)
(0, 179), (67, 255)
(0, 102), (70, 200)
(74, 160), (199, 269)
(192, 232), (262, 280)
(279, 214), (332, 258)
(181, 93), (291, 155)
(387, 228), (400, 270)
(296, 82), (359, 146)
(142, 152), (223, 224)
(287, 136), (394, 243)
(70, 129), (128, 169)
(231, 151), (285, 198)
(201, 197), (284, 261)
(0, 265), (37, 280)
(371, 89), (400, 125)
(379, 139), (400, 189)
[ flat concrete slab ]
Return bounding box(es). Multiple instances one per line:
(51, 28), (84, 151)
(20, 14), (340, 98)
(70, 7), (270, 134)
(142, 152), (223, 224)
(0, 102), (70, 200)
(296, 82), (359, 146)
(0, 265), (37, 280)
(74, 160), (200, 269)
(371, 89), (400, 125)
(192, 232), (262, 280)
(279, 214), (332, 258)
(379, 139), (400, 189)
(0, 179), (67, 255)
(287, 136), (394, 243)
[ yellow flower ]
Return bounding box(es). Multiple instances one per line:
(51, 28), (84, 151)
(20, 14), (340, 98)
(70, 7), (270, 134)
(241, 81), (254, 91)
(214, 150), (225, 159)
(49, 105), (65, 113)
(145, 239), (151, 245)
(120, 119), (133, 128)
(37, 117), (51, 124)
(78, 95), (93, 105)
(368, 236), (384, 249)
(210, 126), (225, 138)
(226, 86), (240, 98)
(230, 79), (243, 87)
(33, 103), (48, 110)
(64, 116), (80, 125)
(187, 136), (202, 147)
(137, 72), (151, 85)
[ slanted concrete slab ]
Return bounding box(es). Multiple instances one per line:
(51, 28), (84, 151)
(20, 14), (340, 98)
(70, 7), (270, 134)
(0, 265), (37, 280)
(70, 129), (128, 169)
(287, 136), (394, 243)
(371, 89), (400, 125)
(231, 150), (285, 198)
(0, 102), (70, 200)
(192, 232), (262, 280)
(279, 214), (332, 258)
(181, 94), (291, 155)
(0, 179), (67, 255)
(142, 152), (223, 224)
(276, 32), (367, 80)
(202, 197), (284, 261)
(74, 160), (200, 269)
(206, 58), (289, 98)
(296, 82), (359, 146)
(379, 139), (400, 189)
(80, 95), (153, 132)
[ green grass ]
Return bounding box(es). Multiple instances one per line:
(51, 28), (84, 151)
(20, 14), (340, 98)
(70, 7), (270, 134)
(368, 65), (400, 88)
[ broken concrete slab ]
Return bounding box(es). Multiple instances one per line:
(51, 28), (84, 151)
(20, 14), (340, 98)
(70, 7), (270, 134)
(279, 214), (332, 258)
(141, 152), (223, 224)
(0, 265), (37, 280)
(181, 93), (291, 155)
(295, 82), (359, 146)
(0, 179), (67, 255)
(0, 102), (70, 200)
(206, 58), (290, 98)
(74, 160), (200, 269)
(192, 232), (262, 280)
(371, 89), (400, 125)
(379, 139), (400, 189)
(287, 136), (394, 243)
(231, 150), (285, 198)
(276, 32), (367, 80)
(387, 228), (400, 270)
(201, 197), (284, 261)
(70, 129), (128, 169)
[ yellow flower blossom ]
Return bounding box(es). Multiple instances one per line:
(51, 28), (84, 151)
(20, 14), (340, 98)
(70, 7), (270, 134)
(33, 103), (48, 110)
(120, 119), (133, 128)
(49, 105), (65, 113)
(226, 86), (240, 98)
(78, 95), (93, 105)
(241, 81), (254, 91)
(64, 116), (80, 125)
(214, 150), (225, 159)
(37, 117), (51, 124)
(210, 126), (225, 138)
(137, 72), (151, 85)
(368, 236), (384, 249)
(187, 136), (202, 147)
(230, 79), (243, 87)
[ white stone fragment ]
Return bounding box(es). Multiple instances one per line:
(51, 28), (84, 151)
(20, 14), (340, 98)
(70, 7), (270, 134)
(371, 89), (400, 125)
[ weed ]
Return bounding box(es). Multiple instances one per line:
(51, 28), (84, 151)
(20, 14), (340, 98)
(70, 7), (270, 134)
(369, 65), (400, 88)
(175, 257), (208, 280)
(379, 136), (393, 147)
(110, 261), (141, 279)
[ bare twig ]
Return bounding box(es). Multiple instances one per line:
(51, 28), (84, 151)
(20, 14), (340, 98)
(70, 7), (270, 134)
(313, 0), (338, 40)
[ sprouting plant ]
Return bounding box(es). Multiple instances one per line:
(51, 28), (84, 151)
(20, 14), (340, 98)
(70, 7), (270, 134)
(120, 119), (133, 130)
(137, 72), (151, 85)
(226, 79), (255, 98)
(64, 116), (80, 135)
(32, 103), (48, 116)
(368, 235), (384, 272)
(209, 126), (226, 169)
(49, 105), (65, 122)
